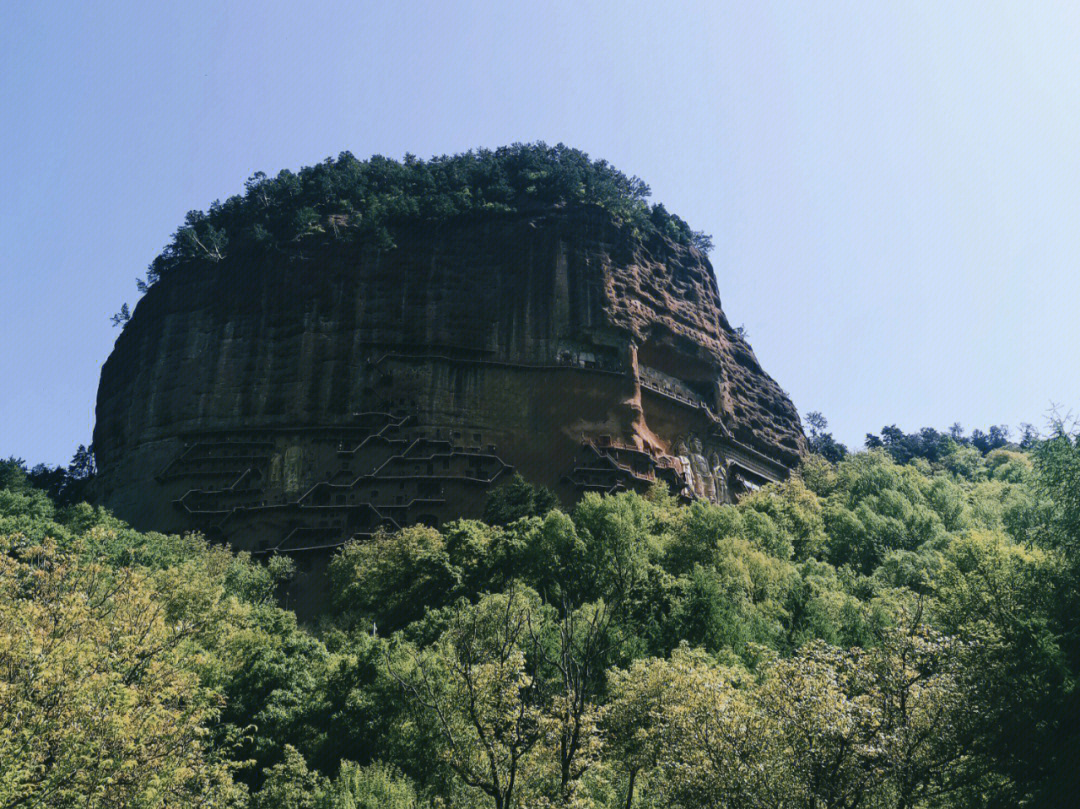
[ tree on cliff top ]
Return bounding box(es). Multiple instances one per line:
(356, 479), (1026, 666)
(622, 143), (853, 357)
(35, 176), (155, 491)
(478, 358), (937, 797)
(141, 143), (713, 289)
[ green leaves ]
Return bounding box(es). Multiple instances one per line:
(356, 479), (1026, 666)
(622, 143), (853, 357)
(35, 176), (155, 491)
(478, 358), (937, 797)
(0, 538), (242, 809)
(141, 143), (712, 290)
(9, 430), (1080, 807)
(386, 588), (548, 808)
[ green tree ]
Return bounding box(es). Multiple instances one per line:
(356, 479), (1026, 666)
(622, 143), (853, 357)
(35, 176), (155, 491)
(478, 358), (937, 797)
(252, 747), (421, 809)
(330, 525), (456, 633)
(386, 588), (547, 809)
(0, 538), (240, 808)
(805, 411), (848, 464)
(604, 652), (691, 809)
(483, 473), (559, 526)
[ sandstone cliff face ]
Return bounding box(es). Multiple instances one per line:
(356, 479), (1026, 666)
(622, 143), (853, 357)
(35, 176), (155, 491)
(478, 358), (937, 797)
(95, 205), (805, 564)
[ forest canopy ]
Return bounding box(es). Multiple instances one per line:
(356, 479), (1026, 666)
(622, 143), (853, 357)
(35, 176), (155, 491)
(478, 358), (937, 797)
(4, 422), (1080, 807)
(140, 143), (713, 290)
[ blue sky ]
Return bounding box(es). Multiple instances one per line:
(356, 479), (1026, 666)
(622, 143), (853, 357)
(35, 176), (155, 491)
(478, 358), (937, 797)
(3, 1), (1079, 465)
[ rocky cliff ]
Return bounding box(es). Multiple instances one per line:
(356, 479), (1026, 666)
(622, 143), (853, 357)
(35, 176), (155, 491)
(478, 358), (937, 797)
(95, 204), (805, 570)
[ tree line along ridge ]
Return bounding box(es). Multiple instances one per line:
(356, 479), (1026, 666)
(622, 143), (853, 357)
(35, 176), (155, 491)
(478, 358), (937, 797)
(136, 143), (714, 293)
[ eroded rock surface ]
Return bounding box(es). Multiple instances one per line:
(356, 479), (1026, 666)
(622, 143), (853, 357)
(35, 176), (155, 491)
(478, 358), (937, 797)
(95, 205), (805, 569)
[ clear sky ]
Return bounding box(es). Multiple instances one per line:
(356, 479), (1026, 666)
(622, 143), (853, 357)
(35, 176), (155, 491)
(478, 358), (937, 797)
(3, 1), (1079, 465)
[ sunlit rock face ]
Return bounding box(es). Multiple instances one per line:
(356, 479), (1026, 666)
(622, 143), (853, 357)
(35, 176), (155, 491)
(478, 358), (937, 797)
(95, 204), (805, 579)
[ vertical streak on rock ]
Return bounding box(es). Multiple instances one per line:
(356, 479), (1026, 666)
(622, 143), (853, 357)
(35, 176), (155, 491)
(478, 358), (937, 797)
(94, 205), (806, 576)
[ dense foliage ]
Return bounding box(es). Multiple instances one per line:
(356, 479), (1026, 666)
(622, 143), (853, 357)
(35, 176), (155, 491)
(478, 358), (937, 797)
(864, 423), (1021, 463)
(805, 413), (1033, 467)
(4, 423), (1080, 807)
(135, 143), (712, 293)
(3, 444), (96, 506)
